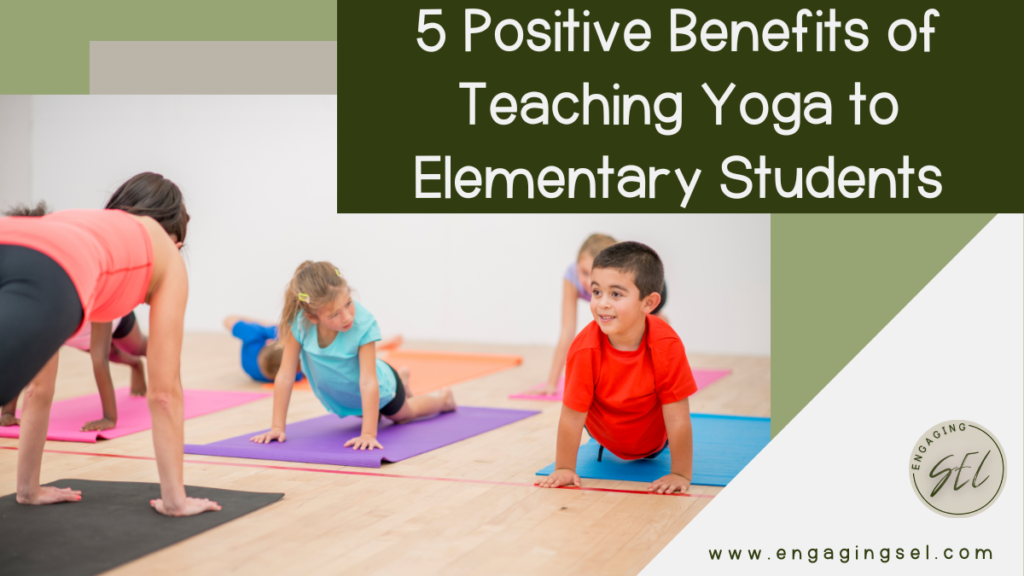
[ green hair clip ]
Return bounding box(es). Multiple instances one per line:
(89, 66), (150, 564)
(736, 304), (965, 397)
(335, 267), (342, 277)
(297, 293), (311, 303)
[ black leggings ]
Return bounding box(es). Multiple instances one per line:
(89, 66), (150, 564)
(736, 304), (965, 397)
(0, 245), (83, 405)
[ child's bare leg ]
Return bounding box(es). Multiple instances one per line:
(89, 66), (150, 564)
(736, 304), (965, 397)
(1, 395), (19, 426)
(17, 353), (82, 505)
(113, 323), (147, 356)
(387, 389), (456, 424)
(110, 346), (147, 396)
(398, 366), (413, 398)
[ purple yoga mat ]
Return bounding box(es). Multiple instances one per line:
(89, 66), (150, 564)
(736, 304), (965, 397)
(184, 406), (539, 468)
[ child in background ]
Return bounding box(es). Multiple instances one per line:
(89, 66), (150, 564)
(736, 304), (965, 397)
(541, 234), (670, 395)
(250, 262), (455, 450)
(0, 202), (149, 432)
(222, 316), (303, 383)
(538, 242), (696, 494)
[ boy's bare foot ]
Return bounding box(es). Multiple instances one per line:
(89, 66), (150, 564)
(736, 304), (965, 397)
(398, 366), (413, 398)
(17, 485), (82, 505)
(130, 360), (147, 396)
(0, 413), (19, 427)
(438, 389), (456, 413)
(81, 417), (116, 432)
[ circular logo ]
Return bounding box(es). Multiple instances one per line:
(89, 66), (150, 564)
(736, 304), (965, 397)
(909, 420), (1006, 517)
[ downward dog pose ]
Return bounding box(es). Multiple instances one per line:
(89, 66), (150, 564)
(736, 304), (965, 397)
(250, 261), (455, 449)
(0, 203), (150, 432)
(538, 242), (695, 494)
(0, 173), (220, 516)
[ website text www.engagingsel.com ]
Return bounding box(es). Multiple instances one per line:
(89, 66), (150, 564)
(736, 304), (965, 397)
(709, 545), (992, 563)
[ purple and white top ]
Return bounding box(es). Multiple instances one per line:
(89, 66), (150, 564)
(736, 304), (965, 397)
(564, 262), (592, 302)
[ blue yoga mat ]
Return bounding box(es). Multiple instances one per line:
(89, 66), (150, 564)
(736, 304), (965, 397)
(536, 413), (769, 486)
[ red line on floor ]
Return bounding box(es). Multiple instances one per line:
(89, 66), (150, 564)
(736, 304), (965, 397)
(0, 445), (714, 498)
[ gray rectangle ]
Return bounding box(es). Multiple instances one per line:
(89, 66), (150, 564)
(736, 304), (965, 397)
(90, 41), (336, 94)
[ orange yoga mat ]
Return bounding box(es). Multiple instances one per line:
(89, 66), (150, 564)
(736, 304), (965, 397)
(262, 349), (523, 395)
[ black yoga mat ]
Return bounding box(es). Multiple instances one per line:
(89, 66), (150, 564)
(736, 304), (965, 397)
(0, 479), (283, 576)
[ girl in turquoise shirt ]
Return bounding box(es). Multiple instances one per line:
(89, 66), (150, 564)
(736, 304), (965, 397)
(250, 261), (456, 450)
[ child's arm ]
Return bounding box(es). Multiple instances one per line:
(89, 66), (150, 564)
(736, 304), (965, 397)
(81, 322), (118, 432)
(543, 280), (579, 394)
(250, 330), (300, 444)
(651, 398), (693, 494)
(344, 342), (383, 450)
(538, 404), (587, 488)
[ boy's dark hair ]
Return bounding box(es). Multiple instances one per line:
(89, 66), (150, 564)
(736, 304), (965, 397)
(2, 200), (49, 217)
(105, 172), (189, 243)
(592, 241), (664, 299)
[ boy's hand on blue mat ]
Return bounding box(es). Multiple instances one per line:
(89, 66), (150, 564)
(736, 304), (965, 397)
(650, 473), (690, 494)
(150, 496), (222, 516)
(537, 468), (581, 489)
(16, 485), (82, 505)
(250, 428), (286, 444)
(344, 434), (383, 451)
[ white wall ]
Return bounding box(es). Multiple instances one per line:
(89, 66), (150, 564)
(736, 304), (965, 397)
(14, 96), (770, 355)
(0, 95), (32, 209)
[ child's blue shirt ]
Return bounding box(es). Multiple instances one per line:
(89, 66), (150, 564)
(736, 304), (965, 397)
(291, 302), (397, 417)
(231, 321), (277, 382)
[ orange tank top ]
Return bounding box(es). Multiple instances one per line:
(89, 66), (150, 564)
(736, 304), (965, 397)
(0, 209), (154, 324)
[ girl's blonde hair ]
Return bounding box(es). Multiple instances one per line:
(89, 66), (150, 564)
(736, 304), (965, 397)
(578, 233), (618, 260)
(279, 261), (349, 337)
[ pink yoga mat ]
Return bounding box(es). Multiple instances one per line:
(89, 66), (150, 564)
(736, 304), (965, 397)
(0, 388), (270, 443)
(509, 369), (733, 401)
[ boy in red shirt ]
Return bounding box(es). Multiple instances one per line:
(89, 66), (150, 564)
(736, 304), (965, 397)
(538, 242), (696, 494)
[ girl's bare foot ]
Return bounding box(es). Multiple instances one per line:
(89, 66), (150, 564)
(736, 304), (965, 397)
(130, 359), (147, 396)
(150, 497), (222, 516)
(378, 334), (403, 351)
(0, 413), (19, 426)
(438, 389), (456, 413)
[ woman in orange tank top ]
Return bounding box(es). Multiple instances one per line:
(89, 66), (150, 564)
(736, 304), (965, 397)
(0, 173), (220, 517)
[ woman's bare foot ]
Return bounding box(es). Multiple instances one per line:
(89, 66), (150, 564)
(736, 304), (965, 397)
(0, 413), (19, 426)
(150, 496), (222, 516)
(17, 485), (82, 505)
(130, 359), (147, 396)
(438, 389), (456, 413)
(81, 417), (116, 432)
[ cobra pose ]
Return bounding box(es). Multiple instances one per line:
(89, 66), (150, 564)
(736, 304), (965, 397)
(0, 173), (220, 516)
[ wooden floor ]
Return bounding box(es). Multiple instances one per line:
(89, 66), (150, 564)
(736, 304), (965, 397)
(0, 334), (770, 576)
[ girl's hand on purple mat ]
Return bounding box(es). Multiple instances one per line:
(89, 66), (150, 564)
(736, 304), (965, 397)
(537, 468), (581, 489)
(649, 473), (690, 494)
(250, 428), (286, 444)
(344, 434), (382, 451)
(16, 485), (82, 505)
(151, 496), (222, 516)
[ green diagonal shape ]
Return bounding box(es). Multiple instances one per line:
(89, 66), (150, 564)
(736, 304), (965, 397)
(771, 214), (995, 437)
(0, 0), (337, 94)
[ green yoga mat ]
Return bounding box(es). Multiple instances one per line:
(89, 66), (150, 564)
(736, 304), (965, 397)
(537, 413), (770, 486)
(0, 479), (283, 576)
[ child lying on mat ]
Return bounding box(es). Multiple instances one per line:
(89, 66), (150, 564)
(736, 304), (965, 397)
(223, 315), (401, 384)
(250, 261), (456, 450)
(0, 203), (149, 433)
(541, 233), (671, 396)
(538, 242), (696, 494)
(223, 316), (304, 383)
